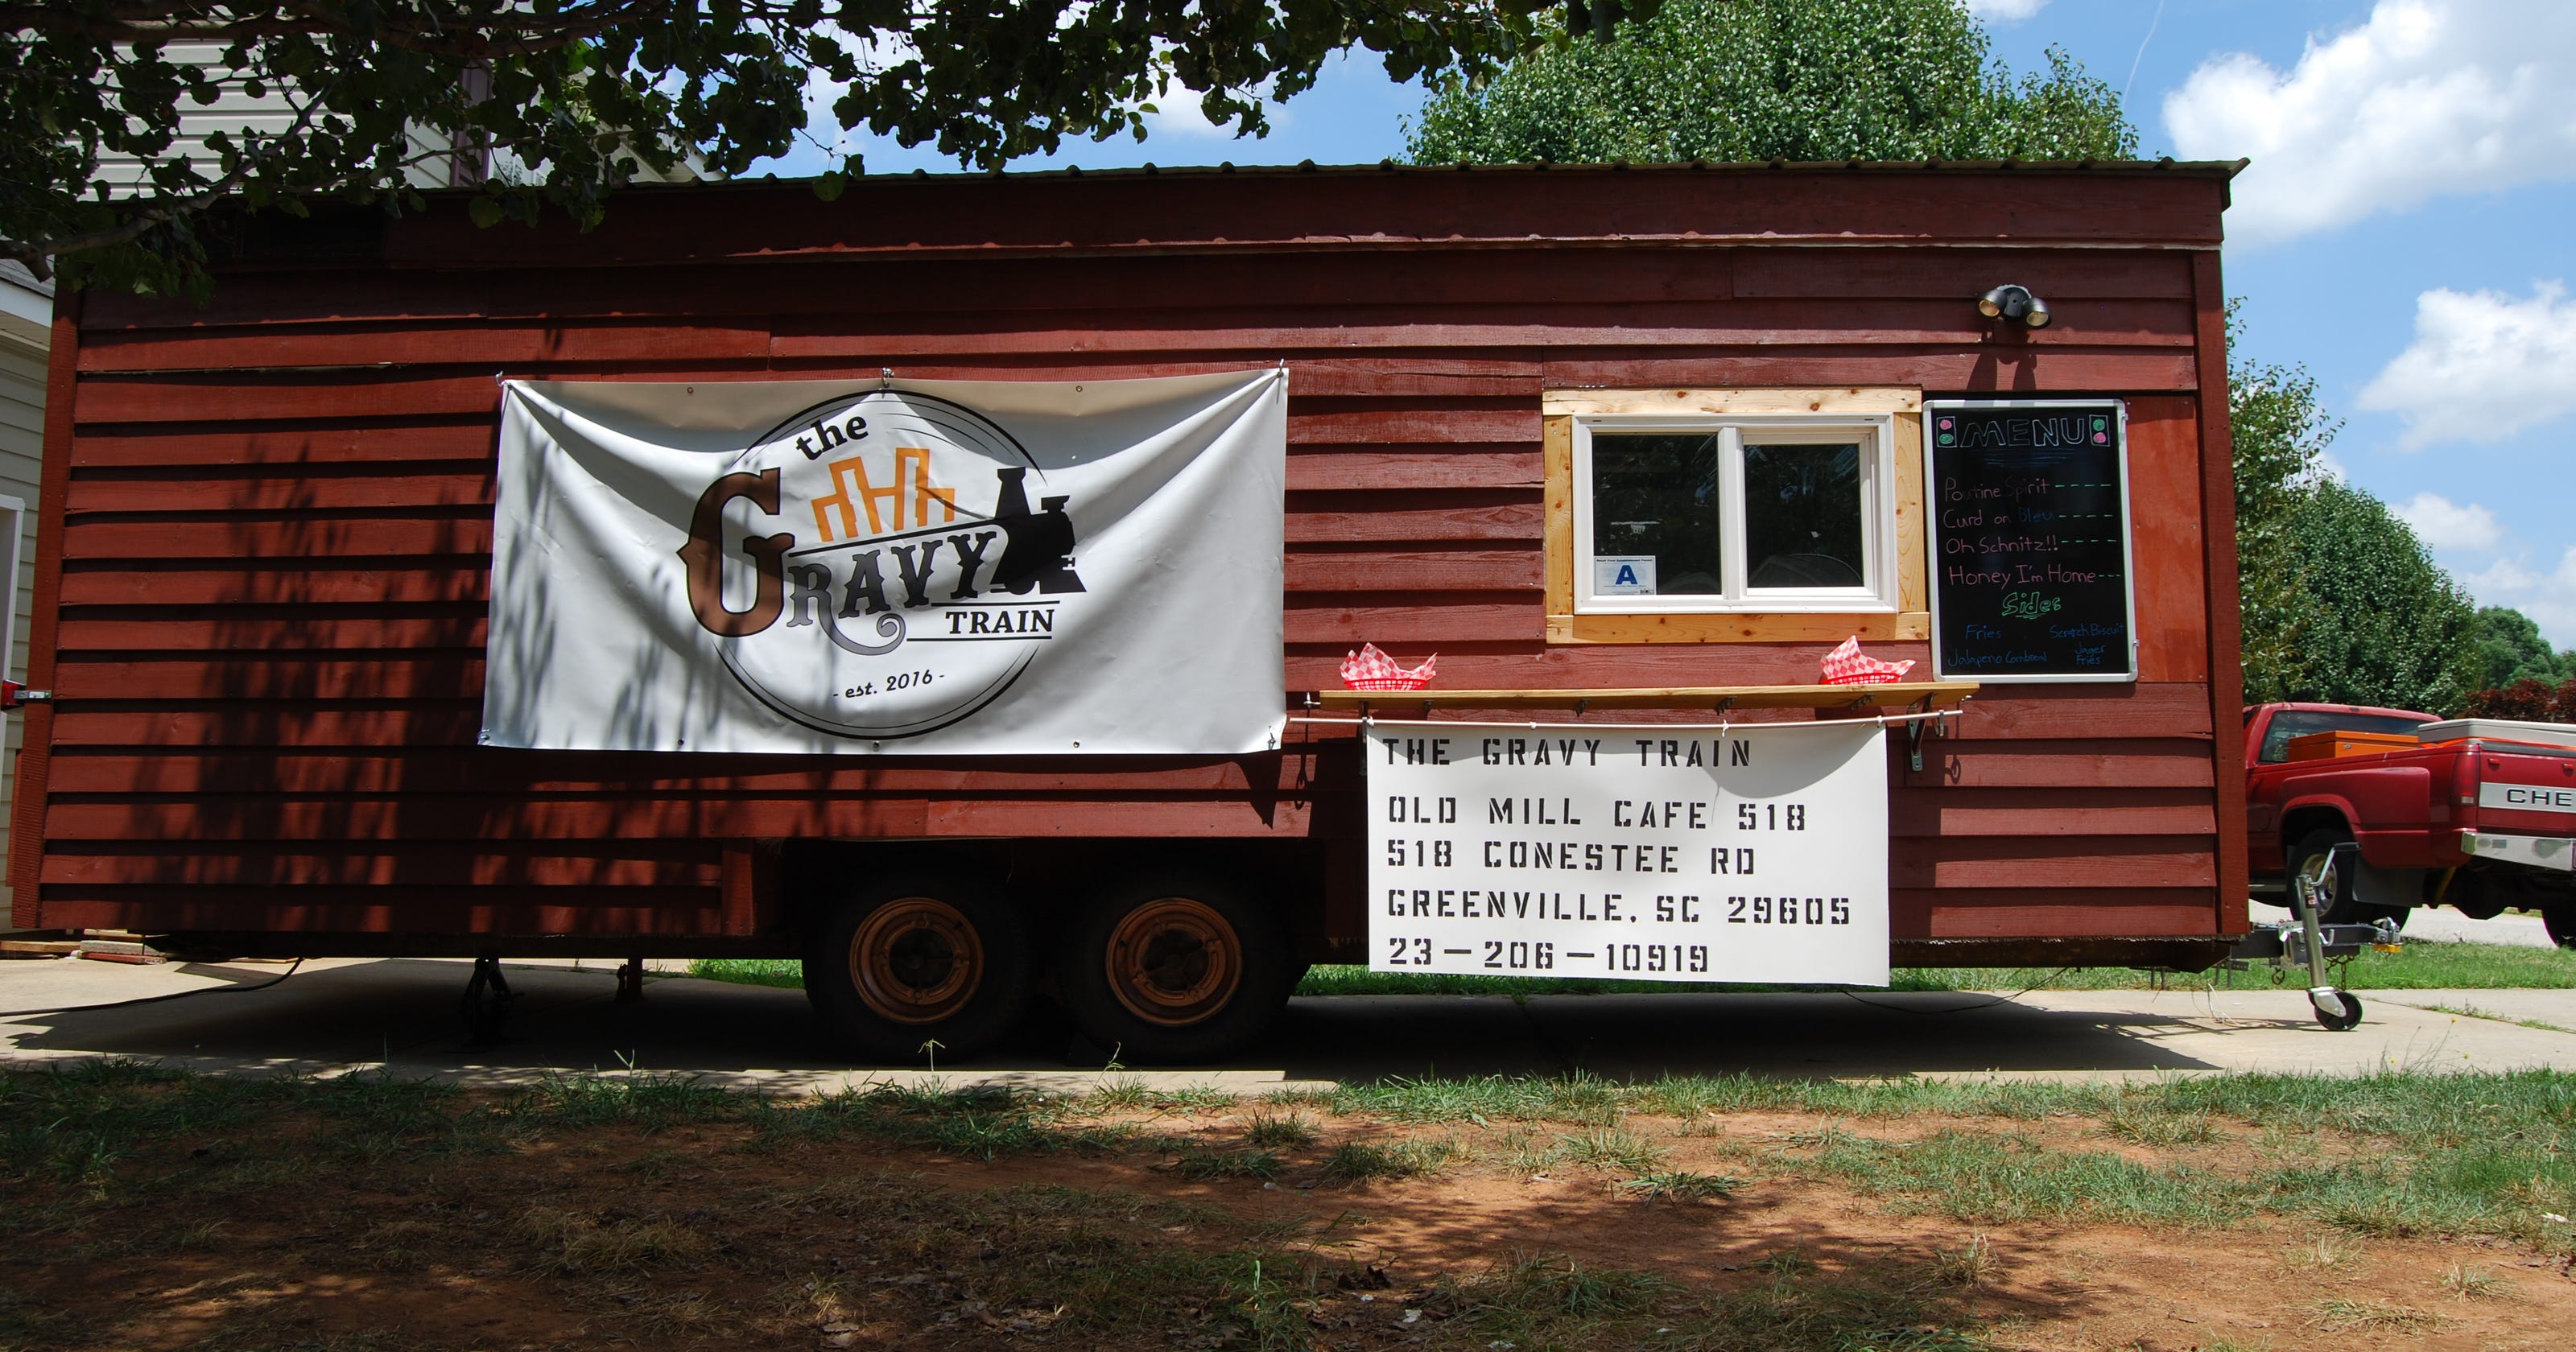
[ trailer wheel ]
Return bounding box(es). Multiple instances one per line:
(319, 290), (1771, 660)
(2288, 827), (2407, 928)
(1059, 877), (1293, 1065)
(803, 876), (1033, 1063)
(2543, 901), (2576, 950)
(2313, 989), (2364, 1031)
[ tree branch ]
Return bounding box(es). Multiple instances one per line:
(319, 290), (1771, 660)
(0, 1), (931, 56)
(2, 65), (346, 277)
(2, 2), (694, 56)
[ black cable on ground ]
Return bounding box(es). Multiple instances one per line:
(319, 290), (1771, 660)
(0, 957), (304, 1018)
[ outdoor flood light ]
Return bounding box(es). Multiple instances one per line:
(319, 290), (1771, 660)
(1978, 283), (2052, 328)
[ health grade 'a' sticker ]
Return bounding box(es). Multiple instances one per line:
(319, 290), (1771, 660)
(1593, 554), (1657, 596)
(1364, 719), (1890, 987)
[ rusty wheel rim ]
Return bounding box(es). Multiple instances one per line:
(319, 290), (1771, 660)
(1104, 897), (1241, 1027)
(848, 897), (984, 1024)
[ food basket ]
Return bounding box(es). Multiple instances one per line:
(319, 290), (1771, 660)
(1340, 643), (1436, 691)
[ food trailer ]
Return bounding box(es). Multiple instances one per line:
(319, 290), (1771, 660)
(12, 161), (2249, 1060)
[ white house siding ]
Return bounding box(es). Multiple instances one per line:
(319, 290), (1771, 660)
(93, 42), (469, 192)
(94, 43), (709, 192)
(0, 265), (50, 921)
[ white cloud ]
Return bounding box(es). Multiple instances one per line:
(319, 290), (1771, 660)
(777, 25), (1271, 167)
(2465, 555), (2541, 594)
(2391, 492), (2504, 551)
(2359, 280), (2576, 446)
(1139, 91), (1282, 142)
(786, 23), (896, 167)
(1967, 0), (2052, 21)
(2162, 0), (2576, 244)
(2459, 546), (2576, 645)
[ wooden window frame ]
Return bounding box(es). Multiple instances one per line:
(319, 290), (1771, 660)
(1543, 389), (1929, 644)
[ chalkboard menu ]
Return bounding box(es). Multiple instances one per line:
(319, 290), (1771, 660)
(1926, 399), (2136, 683)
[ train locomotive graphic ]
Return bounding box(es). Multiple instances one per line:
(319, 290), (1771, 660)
(679, 390), (1087, 740)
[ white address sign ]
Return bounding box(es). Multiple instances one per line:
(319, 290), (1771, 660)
(1364, 719), (1891, 987)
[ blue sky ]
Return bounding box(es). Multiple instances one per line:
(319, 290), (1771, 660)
(766, 1), (2576, 643)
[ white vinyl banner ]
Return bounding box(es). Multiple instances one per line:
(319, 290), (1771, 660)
(485, 370), (1287, 755)
(1367, 720), (1891, 986)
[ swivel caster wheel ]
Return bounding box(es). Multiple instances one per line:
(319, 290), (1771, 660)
(2310, 988), (2363, 1032)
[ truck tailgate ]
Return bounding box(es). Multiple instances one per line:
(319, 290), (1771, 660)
(2469, 744), (2576, 835)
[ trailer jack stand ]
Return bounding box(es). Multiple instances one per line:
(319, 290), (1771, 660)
(2294, 843), (2370, 1031)
(614, 956), (646, 1004)
(2225, 842), (2380, 1031)
(461, 953), (517, 1046)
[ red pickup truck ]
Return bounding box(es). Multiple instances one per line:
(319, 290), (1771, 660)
(2245, 702), (2576, 946)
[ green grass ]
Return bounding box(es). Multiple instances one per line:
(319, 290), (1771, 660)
(1550, 1125), (1664, 1173)
(1169, 1142), (1283, 1181)
(1790, 1127), (2255, 1227)
(80, 1066), (2576, 1352)
(1294, 1066), (2576, 1143)
(2332, 940), (2576, 989)
(11, 1061), (2576, 1351)
(688, 956), (804, 988)
(1617, 1169), (1742, 1202)
(1757, 1104), (2576, 1243)
(1241, 1111), (1320, 1148)
(690, 938), (2576, 999)
(1320, 1136), (1468, 1182)
(26, 1061), (2576, 1240)
(0, 1061), (2010, 1352)
(2307, 1296), (2442, 1333)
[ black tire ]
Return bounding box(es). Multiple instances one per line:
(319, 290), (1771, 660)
(802, 873), (1034, 1064)
(2287, 826), (2407, 927)
(1058, 875), (1294, 1065)
(2314, 990), (2363, 1032)
(2543, 901), (2576, 950)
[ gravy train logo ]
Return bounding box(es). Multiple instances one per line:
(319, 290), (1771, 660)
(677, 391), (1084, 740)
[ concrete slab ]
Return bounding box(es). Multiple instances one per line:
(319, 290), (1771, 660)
(10, 956), (2576, 1093)
(0, 956), (1306, 1097)
(1290, 986), (2576, 1082)
(2372, 987), (2576, 1033)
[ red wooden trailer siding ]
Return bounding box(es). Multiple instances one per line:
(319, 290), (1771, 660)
(12, 163), (2246, 971)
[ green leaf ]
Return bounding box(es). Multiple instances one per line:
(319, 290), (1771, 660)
(11, 0), (1542, 293)
(467, 196), (506, 229)
(1409, 0), (2137, 166)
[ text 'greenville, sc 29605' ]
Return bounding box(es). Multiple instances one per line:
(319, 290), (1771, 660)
(1365, 719), (1891, 987)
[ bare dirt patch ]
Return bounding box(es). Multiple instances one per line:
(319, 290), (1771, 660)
(4, 1066), (2574, 1351)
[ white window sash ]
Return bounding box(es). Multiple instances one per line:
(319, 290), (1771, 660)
(1573, 414), (1897, 616)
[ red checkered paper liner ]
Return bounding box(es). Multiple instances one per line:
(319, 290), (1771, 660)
(1818, 635), (1915, 685)
(1340, 643), (1437, 690)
